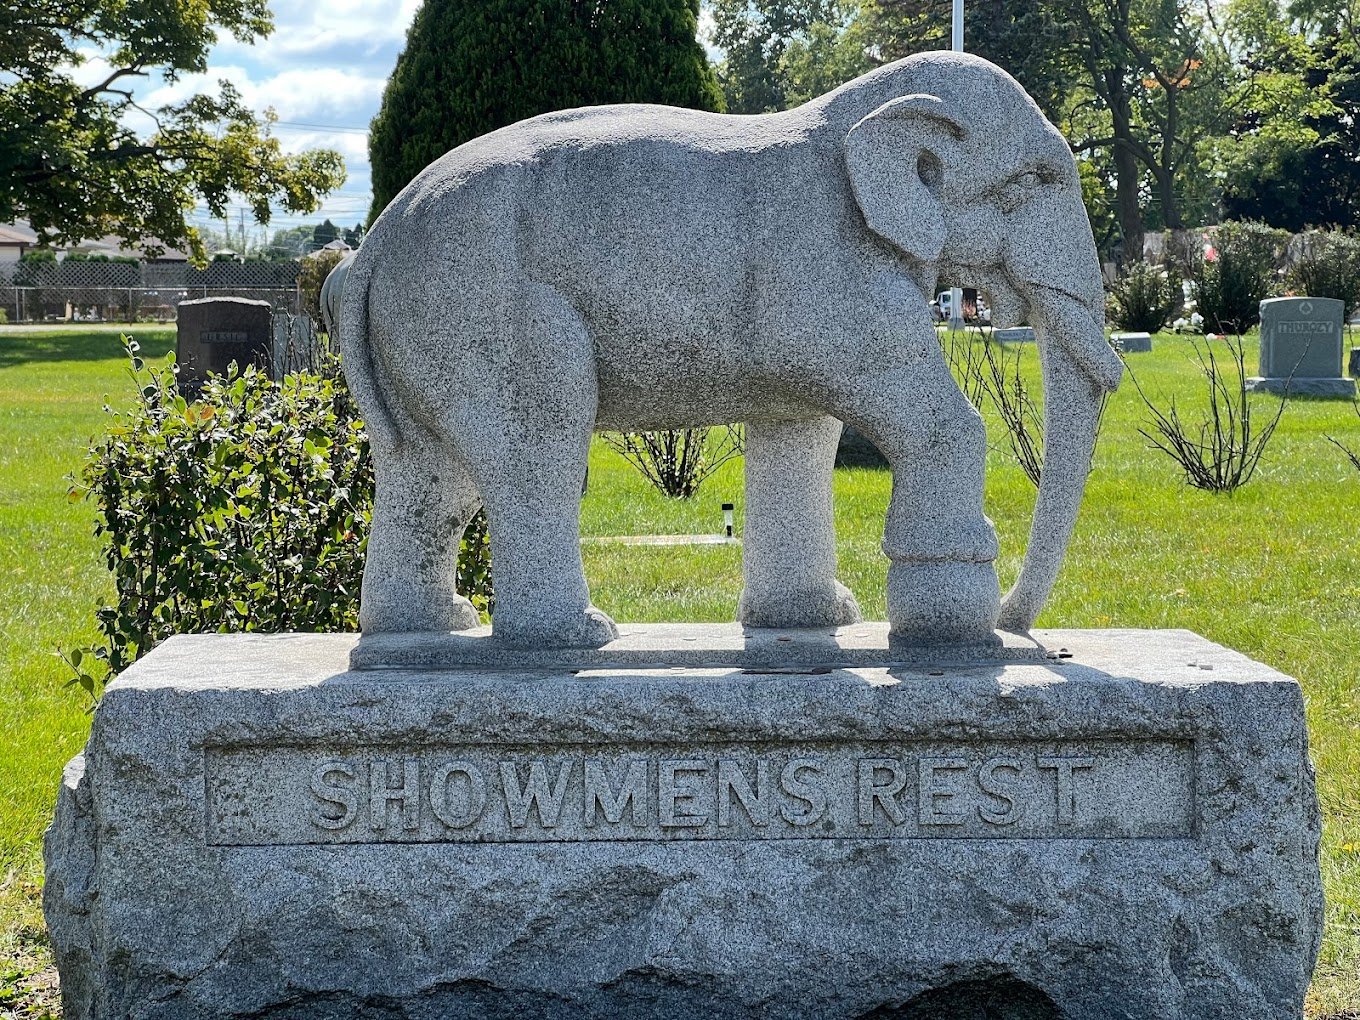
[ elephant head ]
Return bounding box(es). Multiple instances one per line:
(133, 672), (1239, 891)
(841, 52), (1123, 632)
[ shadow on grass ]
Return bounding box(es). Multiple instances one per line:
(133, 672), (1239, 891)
(0, 329), (175, 368)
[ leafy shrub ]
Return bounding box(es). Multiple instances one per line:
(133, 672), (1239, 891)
(1110, 260), (1179, 333)
(1190, 221), (1289, 335)
(1128, 335), (1286, 492)
(1288, 230), (1360, 318)
(63, 339), (492, 697)
(13, 249), (57, 287)
(601, 427), (744, 499)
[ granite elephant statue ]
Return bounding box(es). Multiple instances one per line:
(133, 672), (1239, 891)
(340, 50), (1123, 649)
(319, 250), (355, 338)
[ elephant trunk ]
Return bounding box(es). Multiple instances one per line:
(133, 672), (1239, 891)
(997, 291), (1119, 632)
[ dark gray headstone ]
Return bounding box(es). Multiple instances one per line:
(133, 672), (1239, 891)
(1111, 331), (1152, 353)
(176, 297), (273, 395)
(993, 326), (1036, 343)
(1247, 297), (1355, 397)
(1348, 347), (1360, 378)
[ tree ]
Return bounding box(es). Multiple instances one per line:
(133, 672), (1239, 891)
(1055, 0), (1230, 261)
(312, 219), (340, 247)
(865, 0), (1078, 120)
(368, 0), (724, 221)
(709, 0), (870, 114)
(1218, 0), (1360, 229)
(0, 0), (346, 262)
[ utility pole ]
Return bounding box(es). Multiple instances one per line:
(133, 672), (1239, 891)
(948, 0), (966, 332)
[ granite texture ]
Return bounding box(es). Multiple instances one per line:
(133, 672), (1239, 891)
(47, 629), (1322, 1020)
(339, 52), (1122, 649)
(318, 251), (355, 339)
(350, 621), (1047, 671)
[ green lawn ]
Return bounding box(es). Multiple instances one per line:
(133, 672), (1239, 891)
(2, 325), (1358, 1015)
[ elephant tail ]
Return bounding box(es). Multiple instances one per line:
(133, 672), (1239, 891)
(337, 245), (401, 456)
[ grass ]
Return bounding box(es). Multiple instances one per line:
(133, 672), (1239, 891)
(1, 324), (1358, 1015)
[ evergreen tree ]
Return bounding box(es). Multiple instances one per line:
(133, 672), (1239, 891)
(368, 0), (724, 221)
(312, 219), (340, 247)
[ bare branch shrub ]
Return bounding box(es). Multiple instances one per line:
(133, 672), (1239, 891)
(940, 325), (989, 411)
(600, 425), (744, 499)
(981, 337), (1046, 487)
(1129, 335), (1287, 492)
(940, 326), (1098, 489)
(1326, 399), (1360, 474)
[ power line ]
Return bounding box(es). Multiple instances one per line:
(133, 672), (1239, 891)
(273, 120), (370, 135)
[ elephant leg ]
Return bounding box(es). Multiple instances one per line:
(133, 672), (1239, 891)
(823, 353), (1000, 646)
(455, 283), (618, 649)
(360, 436), (483, 634)
(738, 416), (862, 628)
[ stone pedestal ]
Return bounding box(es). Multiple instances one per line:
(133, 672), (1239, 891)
(46, 628), (1322, 1019)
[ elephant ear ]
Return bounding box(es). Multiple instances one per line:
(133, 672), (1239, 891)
(844, 94), (966, 265)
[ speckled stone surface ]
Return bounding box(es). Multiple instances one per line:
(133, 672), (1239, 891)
(339, 52), (1122, 650)
(46, 629), (1321, 1019)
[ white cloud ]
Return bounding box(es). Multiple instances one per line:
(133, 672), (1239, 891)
(140, 66), (385, 123)
(214, 0), (421, 65)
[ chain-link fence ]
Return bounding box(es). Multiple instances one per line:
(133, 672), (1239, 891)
(1, 260), (302, 322)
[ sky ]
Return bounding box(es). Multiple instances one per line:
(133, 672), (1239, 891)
(70, 0), (719, 247)
(74, 0), (425, 242)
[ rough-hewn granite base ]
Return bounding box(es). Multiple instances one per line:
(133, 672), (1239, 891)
(45, 628), (1322, 1020)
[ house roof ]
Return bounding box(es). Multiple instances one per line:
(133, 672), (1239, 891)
(305, 238), (353, 258)
(0, 220), (189, 261)
(0, 222), (38, 245)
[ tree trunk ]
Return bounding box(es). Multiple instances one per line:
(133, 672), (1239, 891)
(1113, 141), (1144, 264)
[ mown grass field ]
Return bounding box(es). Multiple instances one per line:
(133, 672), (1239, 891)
(1, 324), (1358, 1015)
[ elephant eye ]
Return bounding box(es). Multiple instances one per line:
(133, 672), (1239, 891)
(917, 151), (943, 190)
(994, 167), (1056, 211)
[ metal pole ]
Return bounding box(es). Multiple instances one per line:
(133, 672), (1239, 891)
(947, 0), (965, 332)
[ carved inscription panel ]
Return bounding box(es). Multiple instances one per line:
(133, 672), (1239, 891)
(205, 740), (1194, 846)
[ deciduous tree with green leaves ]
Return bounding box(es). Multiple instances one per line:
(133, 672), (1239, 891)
(1217, 0), (1360, 229)
(367, 0), (724, 221)
(0, 0), (346, 261)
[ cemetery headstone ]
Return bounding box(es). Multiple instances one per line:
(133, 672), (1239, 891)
(45, 51), (1321, 1020)
(1111, 331), (1152, 352)
(1348, 346), (1360, 378)
(1247, 296), (1355, 397)
(992, 326), (1036, 342)
(175, 296), (273, 395)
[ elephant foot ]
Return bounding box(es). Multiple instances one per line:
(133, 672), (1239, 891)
(738, 580), (863, 629)
(359, 590), (481, 634)
(493, 604), (620, 649)
(887, 560), (1001, 647)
